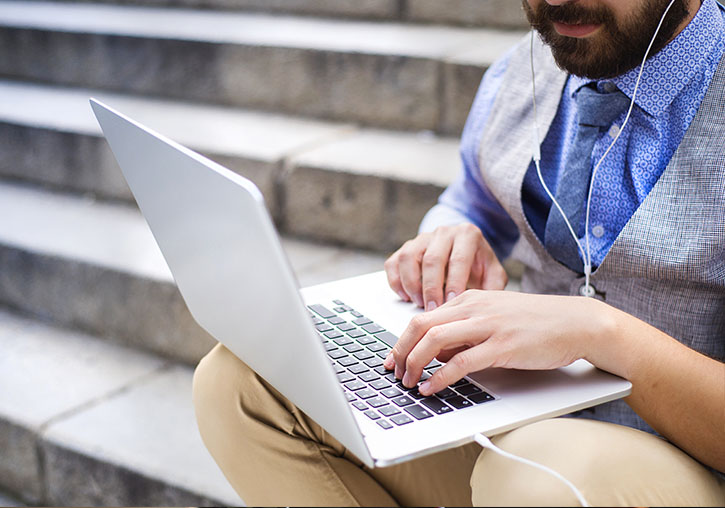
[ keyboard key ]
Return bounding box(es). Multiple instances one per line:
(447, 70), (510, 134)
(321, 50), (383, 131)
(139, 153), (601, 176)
(375, 331), (399, 348)
(352, 316), (373, 326)
(384, 373), (398, 383)
(381, 387), (403, 398)
(357, 335), (377, 345)
(316, 323), (334, 332)
(337, 372), (355, 383)
(364, 410), (381, 420)
(468, 392), (495, 404)
(348, 364), (369, 374)
(334, 336), (354, 346)
(391, 414), (413, 426)
(350, 310), (363, 318)
(345, 380), (366, 391)
(367, 342), (388, 353)
(346, 329), (366, 338)
(424, 359), (442, 370)
(445, 396), (474, 409)
(352, 401), (368, 411)
(451, 379), (469, 387)
(324, 343), (338, 352)
(370, 379), (390, 390)
(408, 387), (426, 400)
(345, 392), (356, 402)
(364, 358), (384, 368)
(324, 330), (343, 339)
(328, 316), (345, 325)
(362, 323), (385, 334)
(357, 388), (377, 399)
(456, 384), (483, 396)
(377, 420), (394, 430)
(344, 343), (364, 353)
(404, 405), (433, 420)
(379, 406), (401, 417)
(332, 299), (345, 305)
(359, 371), (380, 382)
(338, 357), (358, 367)
(354, 350), (375, 361)
(435, 387), (456, 399)
(327, 350), (348, 360)
(332, 364), (346, 374)
(376, 351), (391, 359)
(309, 304), (335, 318)
(374, 366), (391, 375)
(366, 396), (389, 408)
(311, 316), (324, 325)
(337, 322), (356, 332)
(421, 397), (454, 415)
(392, 395), (415, 407)
(334, 306), (348, 313)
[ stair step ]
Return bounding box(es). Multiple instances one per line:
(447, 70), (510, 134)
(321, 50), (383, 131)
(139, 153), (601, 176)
(37, 0), (529, 28)
(0, 181), (385, 363)
(0, 79), (461, 249)
(0, 1), (525, 133)
(0, 308), (241, 505)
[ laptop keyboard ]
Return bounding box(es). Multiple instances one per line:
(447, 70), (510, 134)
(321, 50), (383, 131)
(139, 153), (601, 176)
(308, 301), (496, 430)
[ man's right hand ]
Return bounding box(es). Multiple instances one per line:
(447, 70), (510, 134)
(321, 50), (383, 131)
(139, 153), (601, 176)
(384, 223), (508, 311)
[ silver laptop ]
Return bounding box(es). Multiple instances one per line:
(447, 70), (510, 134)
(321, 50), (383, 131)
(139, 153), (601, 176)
(90, 98), (631, 468)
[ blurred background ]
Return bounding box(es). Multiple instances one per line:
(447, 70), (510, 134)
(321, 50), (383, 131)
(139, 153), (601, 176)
(0, 0), (526, 505)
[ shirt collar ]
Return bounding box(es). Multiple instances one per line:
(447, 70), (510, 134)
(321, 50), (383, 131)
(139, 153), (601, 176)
(570, 0), (724, 117)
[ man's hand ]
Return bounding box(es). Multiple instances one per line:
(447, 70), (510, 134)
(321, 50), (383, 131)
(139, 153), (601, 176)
(383, 290), (605, 395)
(384, 223), (508, 311)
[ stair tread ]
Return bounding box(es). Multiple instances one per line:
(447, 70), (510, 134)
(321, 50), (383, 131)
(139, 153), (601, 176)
(0, 1), (525, 64)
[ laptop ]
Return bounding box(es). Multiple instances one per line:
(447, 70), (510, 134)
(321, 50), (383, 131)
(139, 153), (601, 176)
(90, 98), (632, 468)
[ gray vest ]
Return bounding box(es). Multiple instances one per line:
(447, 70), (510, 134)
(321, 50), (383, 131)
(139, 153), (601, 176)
(478, 35), (725, 434)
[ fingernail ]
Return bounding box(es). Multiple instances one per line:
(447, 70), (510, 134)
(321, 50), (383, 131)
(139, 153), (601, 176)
(397, 291), (408, 302)
(446, 291), (456, 302)
(426, 301), (437, 312)
(384, 352), (394, 369)
(419, 381), (431, 395)
(402, 372), (411, 387)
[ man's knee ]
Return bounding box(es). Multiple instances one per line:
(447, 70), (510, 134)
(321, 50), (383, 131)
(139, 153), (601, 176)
(471, 418), (724, 507)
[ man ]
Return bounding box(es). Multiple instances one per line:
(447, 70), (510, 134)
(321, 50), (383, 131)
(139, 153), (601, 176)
(193, 0), (725, 505)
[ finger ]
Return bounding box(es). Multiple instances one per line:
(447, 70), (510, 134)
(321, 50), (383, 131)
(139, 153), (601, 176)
(384, 253), (410, 302)
(444, 229), (478, 301)
(420, 230), (453, 311)
(402, 318), (485, 388)
(419, 342), (497, 396)
(398, 237), (428, 307)
(481, 252), (508, 290)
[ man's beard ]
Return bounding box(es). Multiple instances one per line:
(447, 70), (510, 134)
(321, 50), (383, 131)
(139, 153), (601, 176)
(523, 0), (691, 79)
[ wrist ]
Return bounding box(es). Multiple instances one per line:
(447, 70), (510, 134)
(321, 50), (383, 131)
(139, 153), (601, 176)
(580, 299), (631, 378)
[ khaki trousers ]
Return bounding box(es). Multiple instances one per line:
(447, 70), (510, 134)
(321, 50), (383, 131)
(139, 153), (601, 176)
(193, 343), (724, 506)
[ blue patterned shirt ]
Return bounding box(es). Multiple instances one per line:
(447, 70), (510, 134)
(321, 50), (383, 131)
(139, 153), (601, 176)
(426, 0), (725, 267)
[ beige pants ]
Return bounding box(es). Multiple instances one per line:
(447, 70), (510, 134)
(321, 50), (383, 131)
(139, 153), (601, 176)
(193, 343), (724, 506)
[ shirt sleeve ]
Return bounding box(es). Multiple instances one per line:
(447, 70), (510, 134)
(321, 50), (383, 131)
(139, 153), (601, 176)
(419, 48), (521, 261)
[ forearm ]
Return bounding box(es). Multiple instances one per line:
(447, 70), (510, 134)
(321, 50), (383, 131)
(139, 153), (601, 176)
(585, 301), (725, 472)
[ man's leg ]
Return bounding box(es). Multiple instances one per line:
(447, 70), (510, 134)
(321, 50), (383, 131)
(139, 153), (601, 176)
(193, 343), (481, 506)
(471, 418), (725, 507)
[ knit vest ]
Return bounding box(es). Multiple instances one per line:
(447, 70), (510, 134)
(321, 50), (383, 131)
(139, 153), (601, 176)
(477, 35), (725, 433)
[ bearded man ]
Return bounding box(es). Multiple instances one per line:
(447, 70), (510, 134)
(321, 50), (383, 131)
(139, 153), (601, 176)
(193, 0), (725, 505)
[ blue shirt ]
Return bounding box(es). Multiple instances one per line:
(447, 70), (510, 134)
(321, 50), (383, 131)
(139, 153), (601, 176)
(425, 0), (725, 266)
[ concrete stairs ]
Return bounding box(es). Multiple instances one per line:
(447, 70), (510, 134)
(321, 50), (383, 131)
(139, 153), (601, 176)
(0, 0), (527, 504)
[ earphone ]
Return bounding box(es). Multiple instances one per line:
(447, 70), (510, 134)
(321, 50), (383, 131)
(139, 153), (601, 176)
(530, 0), (678, 297)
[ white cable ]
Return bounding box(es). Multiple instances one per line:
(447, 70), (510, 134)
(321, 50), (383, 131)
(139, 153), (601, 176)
(474, 433), (590, 507)
(529, 0), (676, 296)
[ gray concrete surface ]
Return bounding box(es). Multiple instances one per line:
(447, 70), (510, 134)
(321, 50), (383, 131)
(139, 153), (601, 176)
(0, 1), (524, 132)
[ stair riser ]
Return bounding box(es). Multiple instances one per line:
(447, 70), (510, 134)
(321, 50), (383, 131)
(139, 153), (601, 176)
(0, 27), (480, 134)
(1, 122), (444, 251)
(0, 419), (42, 505)
(0, 245), (215, 364)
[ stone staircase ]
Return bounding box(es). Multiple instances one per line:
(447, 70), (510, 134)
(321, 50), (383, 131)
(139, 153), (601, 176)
(0, 0), (527, 505)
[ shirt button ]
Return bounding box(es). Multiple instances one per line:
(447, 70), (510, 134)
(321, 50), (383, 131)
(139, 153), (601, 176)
(592, 225), (605, 238)
(608, 124), (620, 138)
